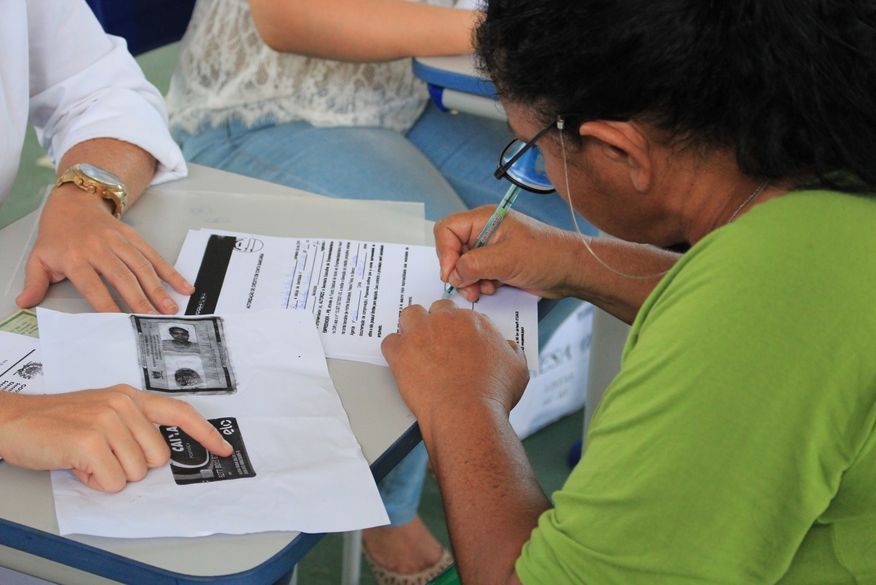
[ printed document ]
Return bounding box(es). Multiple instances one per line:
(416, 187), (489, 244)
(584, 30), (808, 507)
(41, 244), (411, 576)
(37, 308), (388, 538)
(0, 331), (43, 394)
(172, 229), (539, 369)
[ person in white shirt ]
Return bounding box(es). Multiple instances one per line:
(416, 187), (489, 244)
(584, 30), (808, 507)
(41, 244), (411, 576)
(0, 1), (231, 492)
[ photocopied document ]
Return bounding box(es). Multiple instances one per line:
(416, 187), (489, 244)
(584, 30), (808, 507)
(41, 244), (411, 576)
(37, 308), (389, 538)
(172, 229), (539, 369)
(0, 331), (43, 394)
(0, 308), (38, 337)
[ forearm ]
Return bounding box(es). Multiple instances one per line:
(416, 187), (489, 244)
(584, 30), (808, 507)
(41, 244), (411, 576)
(56, 138), (157, 209)
(249, 0), (476, 61)
(421, 403), (550, 585)
(562, 233), (680, 324)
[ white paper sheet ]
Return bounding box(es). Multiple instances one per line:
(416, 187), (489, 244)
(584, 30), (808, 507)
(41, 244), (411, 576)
(37, 308), (389, 537)
(0, 331), (43, 394)
(171, 229), (540, 370)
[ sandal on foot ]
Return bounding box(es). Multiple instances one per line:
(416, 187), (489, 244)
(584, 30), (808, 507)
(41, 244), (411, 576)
(363, 546), (453, 585)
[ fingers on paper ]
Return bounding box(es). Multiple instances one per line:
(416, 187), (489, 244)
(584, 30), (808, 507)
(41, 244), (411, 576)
(66, 262), (121, 313)
(434, 209), (489, 282)
(507, 338), (525, 360)
(112, 238), (179, 315)
(97, 251), (158, 314)
(138, 393), (232, 457)
(397, 304), (428, 333)
(124, 228), (194, 297)
(16, 255), (52, 309)
(73, 453), (127, 494)
(427, 299), (456, 314)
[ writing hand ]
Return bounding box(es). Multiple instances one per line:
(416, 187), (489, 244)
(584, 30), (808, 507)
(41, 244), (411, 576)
(434, 207), (578, 303)
(0, 385), (232, 493)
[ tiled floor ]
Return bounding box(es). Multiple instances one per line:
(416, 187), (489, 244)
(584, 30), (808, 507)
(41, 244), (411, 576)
(3, 44), (585, 584)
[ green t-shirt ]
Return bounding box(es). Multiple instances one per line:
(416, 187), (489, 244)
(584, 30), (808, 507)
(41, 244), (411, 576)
(517, 190), (876, 584)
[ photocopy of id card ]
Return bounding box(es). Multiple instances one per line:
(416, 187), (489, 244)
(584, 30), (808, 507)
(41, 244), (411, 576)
(171, 229), (539, 370)
(0, 330), (43, 394)
(37, 308), (388, 538)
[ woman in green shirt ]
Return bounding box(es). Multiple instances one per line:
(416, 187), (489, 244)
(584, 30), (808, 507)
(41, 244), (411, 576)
(380, 1), (876, 583)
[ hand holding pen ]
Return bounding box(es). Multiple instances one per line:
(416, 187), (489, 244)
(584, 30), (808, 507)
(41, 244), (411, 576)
(443, 184), (521, 299)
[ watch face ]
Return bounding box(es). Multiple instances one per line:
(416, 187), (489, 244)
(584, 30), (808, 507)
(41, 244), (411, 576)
(79, 163), (123, 188)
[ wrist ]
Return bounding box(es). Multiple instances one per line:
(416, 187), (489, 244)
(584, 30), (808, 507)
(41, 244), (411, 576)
(417, 396), (509, 448)
(553, 230), (593, 297)
(50, 184), (116, 216)
(55, 163), (128, 218)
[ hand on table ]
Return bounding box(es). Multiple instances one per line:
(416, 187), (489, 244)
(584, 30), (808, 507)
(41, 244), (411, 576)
(381, 300), (530, 427)
(435, 207), (579, 303)
(16, 186), (194, 314)
(0, 385), (232, 493)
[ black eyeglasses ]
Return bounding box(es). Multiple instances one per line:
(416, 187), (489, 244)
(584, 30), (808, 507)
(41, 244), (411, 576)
(493, 119), (557, 194)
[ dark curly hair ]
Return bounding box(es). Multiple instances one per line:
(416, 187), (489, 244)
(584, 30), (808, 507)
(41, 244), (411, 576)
(476, 0), (876, 193)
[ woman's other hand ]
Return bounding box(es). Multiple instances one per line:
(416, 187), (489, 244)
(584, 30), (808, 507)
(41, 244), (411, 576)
(0, 385), (232, 493)
(382, 300), (529, 433)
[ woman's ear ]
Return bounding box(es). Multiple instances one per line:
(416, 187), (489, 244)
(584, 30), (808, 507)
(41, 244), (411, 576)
(579, 121), (653, 192)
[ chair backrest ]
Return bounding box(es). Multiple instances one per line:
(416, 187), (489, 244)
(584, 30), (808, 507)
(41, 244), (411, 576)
(85, 0), (195, 55)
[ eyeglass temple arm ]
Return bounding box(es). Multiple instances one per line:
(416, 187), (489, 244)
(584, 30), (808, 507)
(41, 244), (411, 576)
(493, 121), (559, 180)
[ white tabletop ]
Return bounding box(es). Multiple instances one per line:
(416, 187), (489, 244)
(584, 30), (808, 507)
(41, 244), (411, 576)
(0, 164), (430, 584)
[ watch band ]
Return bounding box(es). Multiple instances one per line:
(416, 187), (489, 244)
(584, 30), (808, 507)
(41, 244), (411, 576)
(56, 163), (128, 219)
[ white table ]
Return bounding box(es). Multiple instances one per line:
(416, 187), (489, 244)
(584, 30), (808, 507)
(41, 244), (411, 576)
(0, 164), (429, 584)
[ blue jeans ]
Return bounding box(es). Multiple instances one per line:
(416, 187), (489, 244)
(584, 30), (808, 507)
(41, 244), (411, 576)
(176, 103), (584, 228)
(175, 103), (582, 525)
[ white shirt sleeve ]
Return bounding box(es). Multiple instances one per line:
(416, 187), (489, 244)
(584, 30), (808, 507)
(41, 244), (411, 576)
(26, 0), (187, 185)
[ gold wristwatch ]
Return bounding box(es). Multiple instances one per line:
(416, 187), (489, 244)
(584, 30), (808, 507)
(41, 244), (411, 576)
(56, 163), (128, 219)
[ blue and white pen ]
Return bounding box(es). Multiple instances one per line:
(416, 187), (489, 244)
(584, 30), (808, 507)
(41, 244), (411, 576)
(443, 183), (521, 299)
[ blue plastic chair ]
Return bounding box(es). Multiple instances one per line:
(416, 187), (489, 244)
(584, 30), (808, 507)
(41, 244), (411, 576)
(85, 0), (195, 56)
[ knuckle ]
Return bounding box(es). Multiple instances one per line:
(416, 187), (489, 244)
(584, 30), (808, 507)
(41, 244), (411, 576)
(149, 284), (168, 299)
(129, 254), (154, 273)
(106, 391), (135, 412)
(93, 299), (119, 312)
(131, 298), (155, 313)
(94, 407), (120, 427)
(105, 476), (127, 493)
(173, 400), (198, 419)
(381, 333), (398, 351)
(64, 250), (88, 268)
(152, 444), (171, 467)
(129, 463), (148, 482)
(105, 265), (133, 285)
(76, 430), (108, 454)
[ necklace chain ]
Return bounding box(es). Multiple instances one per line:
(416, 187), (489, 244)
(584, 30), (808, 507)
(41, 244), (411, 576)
(728, 180), (770, 223)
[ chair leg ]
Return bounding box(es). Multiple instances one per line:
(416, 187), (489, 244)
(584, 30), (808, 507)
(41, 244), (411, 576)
(274, 565), (298, 585)
(342, 530), (363, 585)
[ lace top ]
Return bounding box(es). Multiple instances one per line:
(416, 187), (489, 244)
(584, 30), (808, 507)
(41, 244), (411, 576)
(167, 0), (455, 135)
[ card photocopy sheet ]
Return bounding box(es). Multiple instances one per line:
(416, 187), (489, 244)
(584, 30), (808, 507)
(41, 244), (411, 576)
(37, 308), (388, 538)
(0, 331), (43, 394)
(172, 229), (539, 370)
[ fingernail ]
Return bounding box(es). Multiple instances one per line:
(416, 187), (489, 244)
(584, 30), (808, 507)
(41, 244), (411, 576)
(223, 439), (233, 451)
(163, 299), (178, 313)
(449, 269), (462, 286)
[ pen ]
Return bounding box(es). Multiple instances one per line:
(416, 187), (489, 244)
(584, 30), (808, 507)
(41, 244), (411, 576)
(443, 183), (521, 298)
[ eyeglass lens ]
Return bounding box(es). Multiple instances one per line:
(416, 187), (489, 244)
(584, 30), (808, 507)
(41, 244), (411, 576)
(499, 140), (555, 194)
